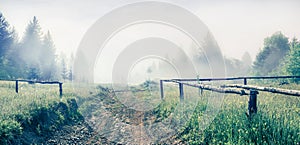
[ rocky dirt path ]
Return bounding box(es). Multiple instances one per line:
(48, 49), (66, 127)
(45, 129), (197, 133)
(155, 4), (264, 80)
(44, 117), (179, 145)
(43, 88), (184, 144)
(45, 121), (111, 144)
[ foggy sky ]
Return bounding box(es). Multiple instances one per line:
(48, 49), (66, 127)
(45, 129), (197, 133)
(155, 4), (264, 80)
(1, 0), (300, 60)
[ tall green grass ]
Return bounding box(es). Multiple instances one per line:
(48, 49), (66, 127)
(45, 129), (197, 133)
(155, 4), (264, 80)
(0, 81), (79, 144)
(0, 81), (299, 144)
(173, 84), (300, 144)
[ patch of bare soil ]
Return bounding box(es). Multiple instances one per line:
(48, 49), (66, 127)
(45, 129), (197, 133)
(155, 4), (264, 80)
(45, 121), (110, 145)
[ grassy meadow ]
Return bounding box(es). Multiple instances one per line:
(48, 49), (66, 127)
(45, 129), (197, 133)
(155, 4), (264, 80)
(0, 80), (299, 144)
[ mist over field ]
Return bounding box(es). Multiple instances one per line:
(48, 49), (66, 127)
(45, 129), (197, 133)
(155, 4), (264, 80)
(0, 1), (300, 144)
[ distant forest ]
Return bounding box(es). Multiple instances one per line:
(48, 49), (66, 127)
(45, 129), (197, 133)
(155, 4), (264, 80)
(226, 31), (300, 78)
(226, 31), (300, 79)
(143, 31), (300, 79)
(0, 12), (299, 81)
(0, 13), (72, 81)
(252, 32), (300, 78)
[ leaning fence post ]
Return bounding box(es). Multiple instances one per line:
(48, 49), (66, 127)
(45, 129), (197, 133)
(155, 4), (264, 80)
(179, 83), (184, 101)
(160, 80), (164, 100)
(248, 89), (258, 116)
(59, 82), (63, 97)
(15, 80), (18, 93)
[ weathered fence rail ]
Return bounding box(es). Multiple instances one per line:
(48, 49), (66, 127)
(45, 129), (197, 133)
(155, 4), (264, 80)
(0, 79), (63, 96)
(160, 76), (300, 116)
(222, 84), (300, 97)
(167, 75), (300, 85)
(171, 80), (248, 96)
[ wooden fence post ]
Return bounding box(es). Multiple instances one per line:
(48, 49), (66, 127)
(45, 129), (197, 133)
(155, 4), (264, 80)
(15, 80), (18, 93)
(160, 80), (164, 100)
(179, 83), (184, 101)
(59, 83), (63, 97)
(197, 75), (203, 95)
(248, 89), (258, 116)
(244, 78), (247, 85)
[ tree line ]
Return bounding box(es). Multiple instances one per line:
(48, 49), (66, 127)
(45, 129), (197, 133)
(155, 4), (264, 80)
(194, 30), (300, 78)
(1, 12), (299, 82)
(155, 31), (299, 80)
(253, 32), (300, 79)
(199, 31), (300, 78)
(0, 13), (72, 81)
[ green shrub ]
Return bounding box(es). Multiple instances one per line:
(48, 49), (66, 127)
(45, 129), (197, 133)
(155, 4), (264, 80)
(0, 119), (22, 144)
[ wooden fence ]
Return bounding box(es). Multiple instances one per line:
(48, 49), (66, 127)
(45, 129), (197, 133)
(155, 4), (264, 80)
(160, 76), (300, 116)
(0, 79), (63, 97)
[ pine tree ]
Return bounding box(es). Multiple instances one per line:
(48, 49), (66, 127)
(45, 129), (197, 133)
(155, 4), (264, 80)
(28, 64), (41, 80)
(0, 13), (13, 59)
(61, 58), (68, 81)
(68, 54), (74, 81)
(19, 16), (43, 79)
(0, 12), (17, 79)
(40, 31), (57, 80)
